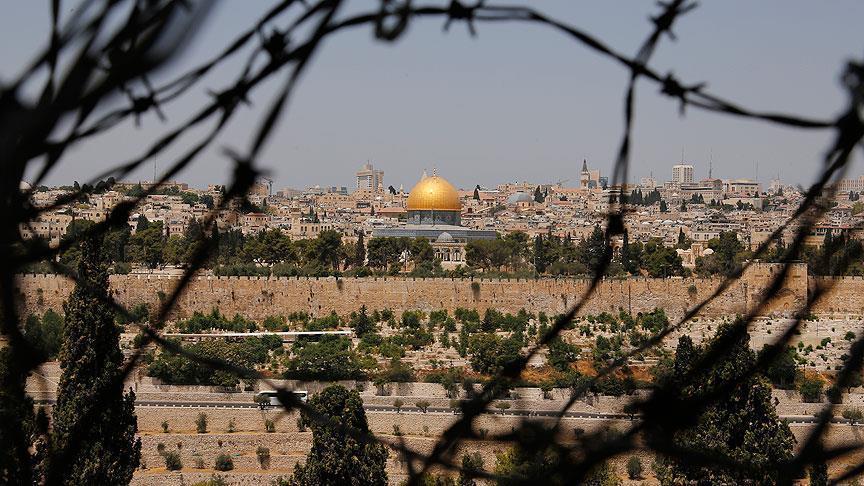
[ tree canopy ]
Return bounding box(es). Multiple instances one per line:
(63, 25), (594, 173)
(290, 386), (388, 486)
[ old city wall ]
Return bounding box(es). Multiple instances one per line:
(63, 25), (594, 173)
(14, 263), (825, 321)
(810, 276), (864, 316)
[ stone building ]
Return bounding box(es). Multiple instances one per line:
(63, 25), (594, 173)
(373, 171), (496, 268)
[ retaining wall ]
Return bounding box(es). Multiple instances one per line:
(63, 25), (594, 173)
(15, 263), (818, 321)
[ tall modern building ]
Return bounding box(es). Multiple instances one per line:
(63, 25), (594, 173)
(672, 164), (694, 184)
(356, 162), (384, 193)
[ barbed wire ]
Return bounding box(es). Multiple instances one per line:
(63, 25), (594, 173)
(2, 1), (863, 485)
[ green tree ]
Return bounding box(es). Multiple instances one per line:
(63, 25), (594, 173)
(22, 310), (64, 360)
(533, 186), (545, 203)
(799, 375), (824, 403)
(0, 347), (38, 482)
(759, 345), (799, 389)
(578, 225), (607, 274)
(696, 231), (746, 277)
(102, 225), (131, 264)
(355, 231), (366, 267)
(533, 234), (550, 274)
(47, 234), (141, 484)
(620, 231), (642, 275)
(809, 461), (828, 486)
(410, 237), (439, 276)
(309, 230), (343, 270)
(626, 456), (643, 480)
(289, 386), (388, 486)
(59, 219), (96, 268)
(493, 446), (569, 485)
(468, 333), (522, 375)
(351, 305), (374, 337)
(459, 452), (484, 486)
(640, 239), (684, 277)
(126, 220), (165, 268)
(547, 337), (579, 372)
(285, 336), (363, 381)
(842, 407), (864, 425)
(366, 237), (409, 270)
(660, 323), (795, 484)
(162, 235), (186, 265)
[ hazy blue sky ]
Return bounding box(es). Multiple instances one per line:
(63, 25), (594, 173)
(2, 1), (863, 191)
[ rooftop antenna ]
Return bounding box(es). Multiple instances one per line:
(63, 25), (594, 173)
(681, 146), (685, 164)
(153, 158), (157, 184)
(755, 161), (759, 182)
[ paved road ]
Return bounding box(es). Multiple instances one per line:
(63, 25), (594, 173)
(32, 398), (846, 425)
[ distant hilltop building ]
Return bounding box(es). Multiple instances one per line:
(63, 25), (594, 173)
(579, 160), (602, 189)
(640, 176), (658, 189)
(373, 170), (495, 268)
(672, 164), (694, 184)
(834, 175), (864, 193)
(356, 162), (384, 193)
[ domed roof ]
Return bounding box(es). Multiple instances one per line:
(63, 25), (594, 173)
(436, 231), (454, 243)
(507, 192), (533, 205)
(406, 174), (461, 211)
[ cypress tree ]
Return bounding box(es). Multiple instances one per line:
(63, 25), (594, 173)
(355, 231), (366, 267)
(47, 233), (141, 485)
(290, 385), (387, 485)
(533, 234), (547, 274)
(0, 347), (38, 484)
(533, 186), (545, 203)
(809, 461), (828, 486)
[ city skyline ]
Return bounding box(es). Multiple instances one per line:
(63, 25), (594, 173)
(3, 1), (863, 191)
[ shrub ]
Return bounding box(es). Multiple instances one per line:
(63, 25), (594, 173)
(393, 398), (404, 413)
(194, 455), (205, 469)
(843, 407), (864, 425)
(161, 420), (169, 433)
(191, 475), (227, 486)
(196, 412), (208, 433)
(799, 375), (825, 403)
(296, 416), (307, 432)
(264, 419), (276, 433)
(164, 451), (182, 471)
(540, 381), (554, 399)
(627, 455), (643, 479)
(494, 402), (511, 412)
(845, 331), (856, 341)
(416, 400), (430, 413)
(226, 418), (236, 433)
(112, 261), (132, 274)
(214, 453), (234, 471)
(256, 446), (271, 469)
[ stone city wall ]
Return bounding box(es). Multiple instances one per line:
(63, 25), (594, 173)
(810, 276), (864, 316)
(14, 263), (819, 321)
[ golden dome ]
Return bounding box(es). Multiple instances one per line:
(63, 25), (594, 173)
(406, 175), (461, 211)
